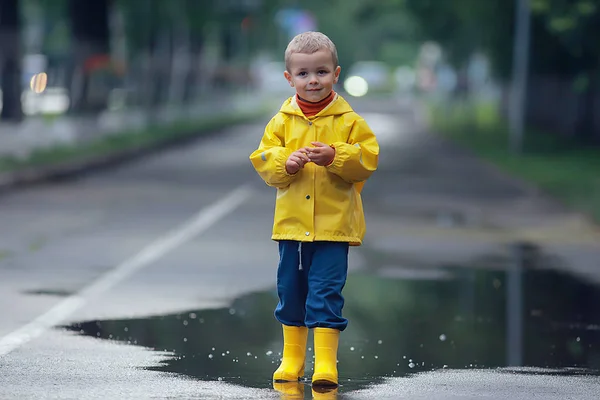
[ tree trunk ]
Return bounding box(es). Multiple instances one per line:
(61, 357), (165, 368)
(576, 71), (599, 144)
(182, 32), (203, 103)
(68, 0), (111, 113)
(0, 0), (23, 122)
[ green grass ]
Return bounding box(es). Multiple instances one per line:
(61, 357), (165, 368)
(428, 99), (600, 222)
(0, 109), (267, 174)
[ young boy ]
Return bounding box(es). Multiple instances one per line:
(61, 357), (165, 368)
(249, 31), (379, 387)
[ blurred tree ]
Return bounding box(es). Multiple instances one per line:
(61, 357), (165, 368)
(402, 0), (600, 142)
(529, 0), (600, 142)
(352, 0), (421, 67)
(403, 0), (514, 78)
(0, 0), (24, 122)
(181, 0), (213, 101)
(68, 0), (111, 113)
(403, 0), (600, 80)
(247, 0), (419, 77)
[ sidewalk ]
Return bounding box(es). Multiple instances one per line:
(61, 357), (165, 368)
(358, 95), (600, 283)
(0, 91), (274, 192)
(0, 91), (266, 159)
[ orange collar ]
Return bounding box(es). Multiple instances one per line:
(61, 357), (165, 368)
(296, 91), (335, 117)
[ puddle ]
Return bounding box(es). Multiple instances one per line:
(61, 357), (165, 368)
(63, 244), (600, 396)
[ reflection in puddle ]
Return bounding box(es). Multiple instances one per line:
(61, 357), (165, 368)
(63, 248), (600, 396)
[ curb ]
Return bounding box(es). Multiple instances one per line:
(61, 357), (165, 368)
(0, 111), (267, 196)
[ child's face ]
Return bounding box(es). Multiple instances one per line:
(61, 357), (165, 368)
(284, 50), (341, 103)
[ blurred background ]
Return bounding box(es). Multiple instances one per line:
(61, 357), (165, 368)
(1, 0), (598, 219)
(1, 1), (600, 398)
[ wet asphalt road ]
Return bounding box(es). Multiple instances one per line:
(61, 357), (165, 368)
(1, 96), (599, 399)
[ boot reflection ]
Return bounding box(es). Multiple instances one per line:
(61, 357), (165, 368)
(312, 386), (339, 399)
(273, 381), (305, 399)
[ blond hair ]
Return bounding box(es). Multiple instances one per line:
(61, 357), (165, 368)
(284, 31), (339, 71)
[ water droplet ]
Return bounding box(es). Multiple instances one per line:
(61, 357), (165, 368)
(199, 318), (205, 324)
(212, 347), (215, 351)
(124, 327), (129, 332)
(403, 356), (406, 359)
(183, 320), (189, 326)
(218, 377), (223, 381)
(350, 347), (355, 351)
(361, 356), (365, 359)
(409, 362), (415, 368)
(189, 313), (197, 319)
(229, 308), (236, 315)
(377, 340), (383, 345)
(222, 353), (226, 357)
(439, 334), (447, 341)
(308, 347), (312, 351)
(247, 352), (252, 356)
(576, 337), (581, 342)
(226, 351), (230, 354)
(266, 350), (273, 356)
(208, 354), (214, 359)
(443, 365), (448, 368)
(183, 338), (188, 342)
(374, 355), (379, 359)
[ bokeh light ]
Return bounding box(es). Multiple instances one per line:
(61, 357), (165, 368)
(29, 72), (48, 94)
(344, 76), (369, 97)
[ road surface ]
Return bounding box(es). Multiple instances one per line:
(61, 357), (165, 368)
(1, 96), (599, 399)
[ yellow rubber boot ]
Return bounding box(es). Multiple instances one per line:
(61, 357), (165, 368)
(311, 328), (340, 387)
(273, 325), (308, 382)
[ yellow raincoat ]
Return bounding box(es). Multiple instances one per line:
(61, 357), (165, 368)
(249, 94), (379, 246)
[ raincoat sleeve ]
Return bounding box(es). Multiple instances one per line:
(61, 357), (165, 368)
(249, 117), (297, 189)
(326, 118), (379, 183)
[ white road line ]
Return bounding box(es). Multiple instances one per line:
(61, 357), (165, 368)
(0, 184), (254, 357)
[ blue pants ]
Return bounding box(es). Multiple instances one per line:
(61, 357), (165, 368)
(275, 240), (349, 331)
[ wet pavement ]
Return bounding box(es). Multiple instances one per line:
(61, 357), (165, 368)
(0, 95), (599, 399)
(62, 254), (600, 396)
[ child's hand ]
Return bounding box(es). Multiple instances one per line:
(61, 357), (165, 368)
(307, 142), (335, 166)
(285, 149), (310, 175)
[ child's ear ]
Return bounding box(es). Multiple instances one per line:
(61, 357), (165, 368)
(333, 66), (341, 84)
(284, 71), (294, 87)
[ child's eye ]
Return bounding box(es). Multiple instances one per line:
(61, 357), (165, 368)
(298, 71), (307, 77)
(318, 70), (329, 75)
